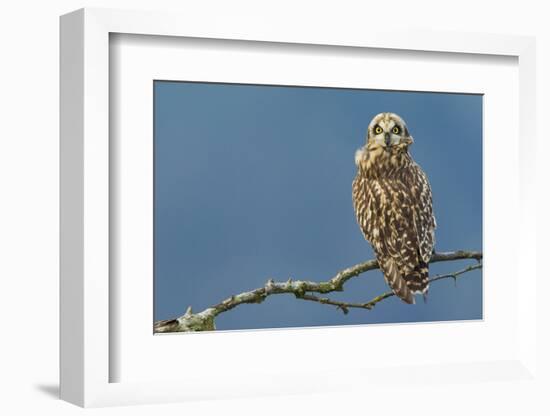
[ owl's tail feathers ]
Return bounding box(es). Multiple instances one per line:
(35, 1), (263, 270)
(381, 259), (415, 304)
(403, 261), (430, 298)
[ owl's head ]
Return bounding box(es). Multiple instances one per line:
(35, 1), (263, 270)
(366, 112), (413, 151)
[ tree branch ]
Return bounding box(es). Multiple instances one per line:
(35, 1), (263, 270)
(154, 250), (482, 333)
(295, 262), (482, 314)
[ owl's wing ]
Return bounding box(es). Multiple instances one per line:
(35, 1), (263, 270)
(382, 179), (422, 276)
(374, 177), (424, 302)
(410, 163), (436, 264)
(353, 173), (420, 276)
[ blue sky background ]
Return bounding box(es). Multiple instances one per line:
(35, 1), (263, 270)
(153, 81), (482, 330)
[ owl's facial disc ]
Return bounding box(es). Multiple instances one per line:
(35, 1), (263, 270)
(367, 113), (411, 151)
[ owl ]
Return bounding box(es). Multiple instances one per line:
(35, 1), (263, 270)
(352, 112), (436, 304)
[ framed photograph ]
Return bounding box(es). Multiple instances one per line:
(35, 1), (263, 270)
(151, 80), (483, 334)
(60, 8), (538, 407)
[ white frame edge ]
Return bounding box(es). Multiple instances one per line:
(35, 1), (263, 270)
(60, 7), (537, 407)
(60, 9), (85, 406)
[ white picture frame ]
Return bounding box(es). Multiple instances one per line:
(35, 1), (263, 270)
(60, 7), (537, 407)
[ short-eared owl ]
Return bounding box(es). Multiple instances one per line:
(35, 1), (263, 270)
(352, 112), (436, 304)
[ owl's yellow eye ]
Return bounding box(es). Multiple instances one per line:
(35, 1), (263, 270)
(392, 126), (401, 134)
(374, 126), (383, 134)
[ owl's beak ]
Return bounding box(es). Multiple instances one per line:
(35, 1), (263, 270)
(384, 133), (391, 148)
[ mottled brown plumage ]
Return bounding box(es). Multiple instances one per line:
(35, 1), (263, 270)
(352, 113), (436, 304)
